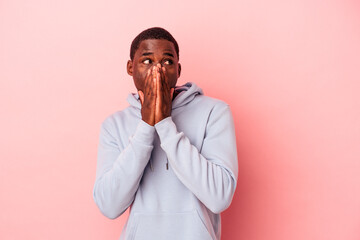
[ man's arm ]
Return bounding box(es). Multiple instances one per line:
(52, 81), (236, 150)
(93, 69), (157, 219)
(92, 118), (155, 219)
(154, 102), (238, 214)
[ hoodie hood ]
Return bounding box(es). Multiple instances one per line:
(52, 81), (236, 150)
(127, 82), (203, 110)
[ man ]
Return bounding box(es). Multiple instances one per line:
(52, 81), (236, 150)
(93, 27), (238, 240)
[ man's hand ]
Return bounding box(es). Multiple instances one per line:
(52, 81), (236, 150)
(138, 67), (157, 126)
(138, 64), (174, 126)
(155, 64), (174, 124)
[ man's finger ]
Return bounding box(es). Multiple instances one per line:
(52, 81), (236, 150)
(161, 67), (171, 95)
(170, 88), (174, 101)
(156, 67), (161, 108)
(161, 66), (166, 84)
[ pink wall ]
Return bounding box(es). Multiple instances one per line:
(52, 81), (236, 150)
(1, 0), (359, 239)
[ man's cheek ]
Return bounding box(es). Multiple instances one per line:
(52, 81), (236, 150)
(169, 73), (177, 83)
(135, 72), (146, 82)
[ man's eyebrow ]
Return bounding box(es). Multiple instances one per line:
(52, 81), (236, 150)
(141, 52), (153, 56)
(163, 52), (174, 57)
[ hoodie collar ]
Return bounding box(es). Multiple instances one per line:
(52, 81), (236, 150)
(127, 82), (203, 110)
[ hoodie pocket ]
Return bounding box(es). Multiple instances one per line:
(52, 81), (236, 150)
(129, 210), (213, 240)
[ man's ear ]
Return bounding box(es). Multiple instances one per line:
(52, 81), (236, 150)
(127, 60), (133, 76)
(177, 63), (181, 78)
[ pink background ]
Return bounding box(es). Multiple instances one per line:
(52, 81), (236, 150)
(1, 0), (360, 239)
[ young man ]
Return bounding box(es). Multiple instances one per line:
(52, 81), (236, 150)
(93, 27), (238, 240)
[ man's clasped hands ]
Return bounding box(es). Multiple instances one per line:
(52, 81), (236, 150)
(138, 63), (174, 126)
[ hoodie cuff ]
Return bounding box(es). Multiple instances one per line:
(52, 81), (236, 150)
(154, 117), (178, 142)
(132, 120), (155, 145)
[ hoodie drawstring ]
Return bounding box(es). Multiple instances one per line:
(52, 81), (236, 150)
(150, 159), (169, 171)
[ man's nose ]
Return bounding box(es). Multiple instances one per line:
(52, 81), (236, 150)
(151, 62), (162, 69)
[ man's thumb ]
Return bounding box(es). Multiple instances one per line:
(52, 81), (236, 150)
(138, 90), (144, 105)
(170, 88), (174, 101)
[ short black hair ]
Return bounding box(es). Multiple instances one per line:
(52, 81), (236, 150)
(130, 27), (179, 61)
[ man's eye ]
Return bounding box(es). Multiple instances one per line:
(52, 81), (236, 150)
(163, 59), (173, 65)
(143, 59), (151, 64)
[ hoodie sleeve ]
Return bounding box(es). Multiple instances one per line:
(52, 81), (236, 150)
(93, 118), (155, 219)
(154, 102), (238, 214)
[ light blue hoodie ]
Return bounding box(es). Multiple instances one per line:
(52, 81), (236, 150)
(93, 82), (238, 240)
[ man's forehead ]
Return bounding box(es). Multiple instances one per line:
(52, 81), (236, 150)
(137, 39), (176, 52)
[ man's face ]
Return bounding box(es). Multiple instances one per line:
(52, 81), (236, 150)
(127, 39), (181, 91)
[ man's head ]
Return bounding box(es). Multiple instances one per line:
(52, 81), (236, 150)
(129, 27), (179, 61)
(127, 27), (181, 92)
